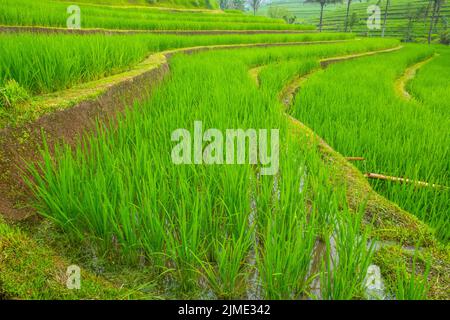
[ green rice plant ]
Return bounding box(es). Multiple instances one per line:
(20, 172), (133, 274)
(256, 143), (316, 299)
(320, 201), (374, 300)
(0, 34), (148, 95)
(195, 220), (253, 299)
(0, 79), (30, 109)
(195, 165), (255, 298)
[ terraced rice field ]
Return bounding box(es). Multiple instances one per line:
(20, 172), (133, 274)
(261, 0), (450, 40)
(0, 0), (313, 31)
(0, 0), (448, 302)
(56, 0), (220, 9)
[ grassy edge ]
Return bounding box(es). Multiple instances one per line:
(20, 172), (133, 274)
(373, 244), (450, 300)
(1, 52), (167, 129)
(0, 216), (157, 299)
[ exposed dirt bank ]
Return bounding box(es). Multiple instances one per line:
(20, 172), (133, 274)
(0, 63), (168, 221)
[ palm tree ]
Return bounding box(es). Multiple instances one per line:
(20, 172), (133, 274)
(344, 0), (352, 32)
(305, 0), (342, 32)
(248, 0), (263, 16)
(428, 0), (445, 44)
(433, 0), (446, 31)
(381, 0), (391, 37)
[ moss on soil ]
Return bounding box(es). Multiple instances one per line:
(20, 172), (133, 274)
(0, 217), (147, 299)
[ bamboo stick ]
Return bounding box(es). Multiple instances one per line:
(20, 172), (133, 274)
(345, 157), (365, 161)
(364, 173), (448, 190)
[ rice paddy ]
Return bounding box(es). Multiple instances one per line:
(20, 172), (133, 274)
(0, 0), (313, 31)
(0, 0), (448, 303)
(0, 32), (354, 96)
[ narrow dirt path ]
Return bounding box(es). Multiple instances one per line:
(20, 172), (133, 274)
(394, 55), (435, 101)
(248, 66), (264, 87)
(279, 75), (311, 108)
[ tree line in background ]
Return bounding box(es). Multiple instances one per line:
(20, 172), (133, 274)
(219, 0), (264, 14)
(145, 0), (218, 9)
(264, 0), (448, 44)
(219, 0), (246, 10)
